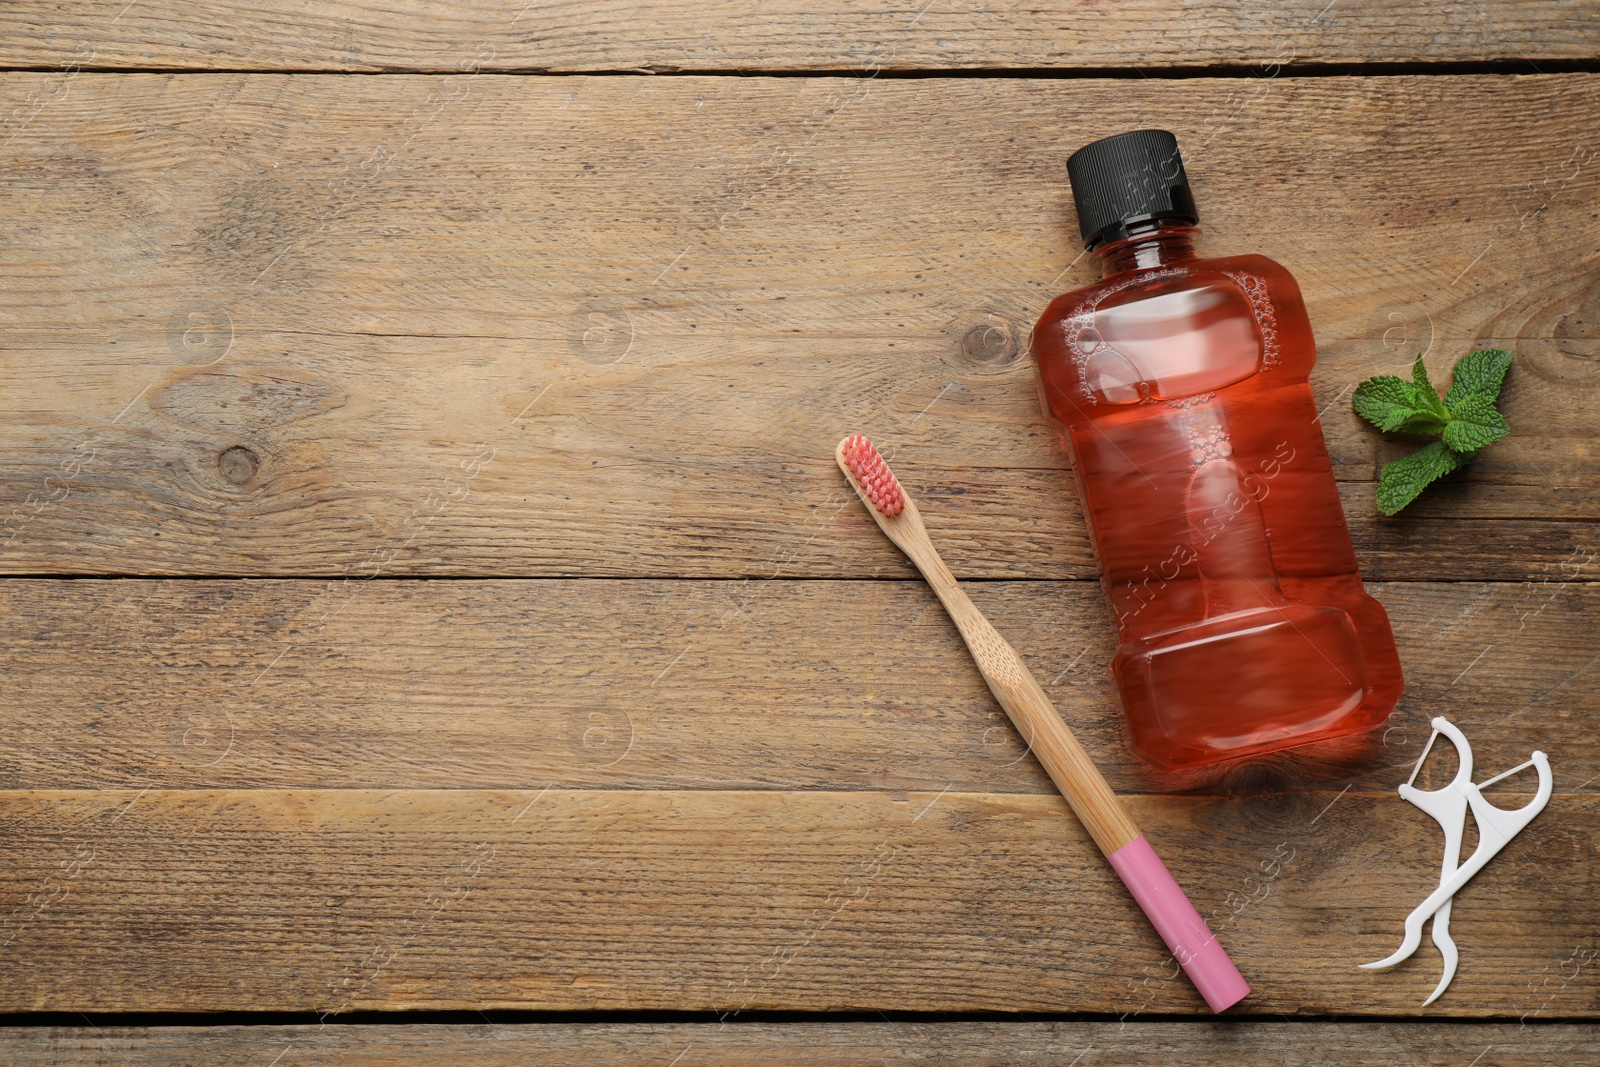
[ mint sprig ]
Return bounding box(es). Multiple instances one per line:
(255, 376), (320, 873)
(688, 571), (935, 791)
(1352, 349), (1513, 515)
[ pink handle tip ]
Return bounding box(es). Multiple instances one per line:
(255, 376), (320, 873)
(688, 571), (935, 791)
(1108, 835), (1251, 1013)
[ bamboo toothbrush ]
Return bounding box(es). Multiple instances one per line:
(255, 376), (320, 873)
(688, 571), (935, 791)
(836, 433), (1250, 1013)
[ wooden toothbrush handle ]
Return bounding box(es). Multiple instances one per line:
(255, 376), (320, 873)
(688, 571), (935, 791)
(868, 484), (1250, 1011)
(911, 545), (1140, 856)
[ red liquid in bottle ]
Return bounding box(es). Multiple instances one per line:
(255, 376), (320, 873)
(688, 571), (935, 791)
(1032, 132), (1402, 770)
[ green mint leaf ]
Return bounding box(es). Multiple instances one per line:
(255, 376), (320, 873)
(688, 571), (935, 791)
(1395, 409), (1450, 435)
(1352, 375), (1427, 432)
(1440, 393), (1510, 452)
(1444, 348), (1515, 410)
(1410, 354), (1450, 419)
(1356, 347), (1514, 514)
(1375, 440), (1472, 516)
(1352, 371), (1447, 434)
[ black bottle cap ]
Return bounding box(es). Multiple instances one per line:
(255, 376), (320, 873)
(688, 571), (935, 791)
(1066, 129), (1198, 248)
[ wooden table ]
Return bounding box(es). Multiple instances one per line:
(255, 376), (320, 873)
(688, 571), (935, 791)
(2, 3), (1597, 1062)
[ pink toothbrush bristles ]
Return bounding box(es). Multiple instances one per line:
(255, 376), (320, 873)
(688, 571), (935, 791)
(841, 434), (905, 517)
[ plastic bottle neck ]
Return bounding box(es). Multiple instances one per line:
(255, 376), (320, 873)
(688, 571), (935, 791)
(1091, 221), (1199, 278)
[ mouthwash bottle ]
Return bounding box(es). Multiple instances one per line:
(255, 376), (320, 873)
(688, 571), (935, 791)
(1031, 129), (1403, 770)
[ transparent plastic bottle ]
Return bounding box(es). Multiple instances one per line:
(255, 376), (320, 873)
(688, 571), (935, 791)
(1031, 130), (1403, 770)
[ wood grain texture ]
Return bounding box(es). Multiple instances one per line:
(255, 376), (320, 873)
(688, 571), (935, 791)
(0, 1), (1595, 72)
(1, 73), (1596, 579)
(0, 786), (1595, 1015)
(1, 579), (1593, 797)
(1, 1020), (1595, 1066)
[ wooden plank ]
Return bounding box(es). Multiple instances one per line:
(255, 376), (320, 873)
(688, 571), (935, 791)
(1, 579), (1593, 796)
(0, 1), (1594, 72)
(1, 1020), (1595, 1066)
(0, 73), (1595, 579)
(0, 786), (1594, 1015)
